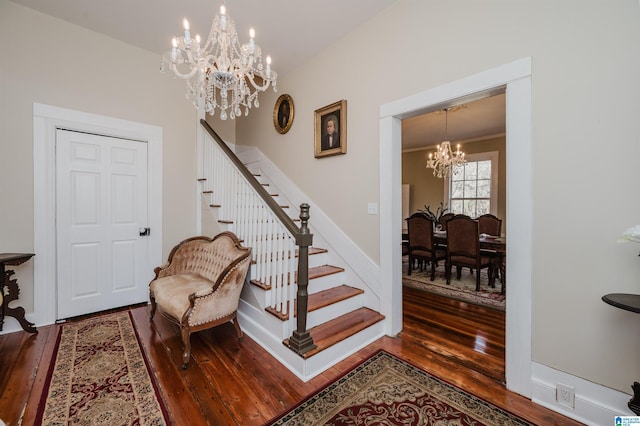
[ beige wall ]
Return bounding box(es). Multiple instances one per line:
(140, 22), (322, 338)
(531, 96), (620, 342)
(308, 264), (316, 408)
(403, 136), (507, 222)
(0, 1), (198, 313)
(236, 0), (640, 394)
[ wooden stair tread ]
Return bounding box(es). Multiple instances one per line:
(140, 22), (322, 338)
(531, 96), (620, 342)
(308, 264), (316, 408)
(309, 265), (344, 280)
(285, 308), (384, 359)
(267, 285), (362, 321)
(307, 247), (328, 256)
(250, 263), (343, 291)
(307, 285), (363, 312)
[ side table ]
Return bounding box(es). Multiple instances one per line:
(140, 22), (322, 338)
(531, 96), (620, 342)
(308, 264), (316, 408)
(0, 253), (37, 333)
(602, 293), (640, 415)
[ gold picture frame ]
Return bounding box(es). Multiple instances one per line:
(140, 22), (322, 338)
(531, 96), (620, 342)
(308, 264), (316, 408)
(273, 94), (294, 134)
(314, 100), (347, 158)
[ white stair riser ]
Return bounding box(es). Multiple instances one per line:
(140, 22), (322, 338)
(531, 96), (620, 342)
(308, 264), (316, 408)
(303, 322), (385, 379)
(306, 294), (364, 329)
(238, 299), (290, 339)
(307, 272), (345, 294)
(251, 272), (346, 297)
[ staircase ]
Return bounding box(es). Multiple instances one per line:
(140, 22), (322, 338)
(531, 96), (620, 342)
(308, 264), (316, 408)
(197, 120), (384, 381)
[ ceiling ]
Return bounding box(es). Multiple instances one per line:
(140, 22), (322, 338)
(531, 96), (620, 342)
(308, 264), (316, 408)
(8, 0), (396, 78)
(9, 0), (505, 148)
(401, 93), (506, 151)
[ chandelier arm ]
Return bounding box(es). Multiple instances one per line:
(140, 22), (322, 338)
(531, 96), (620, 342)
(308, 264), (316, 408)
(169, 62), (200, 80)
(246, 77), (272, 92)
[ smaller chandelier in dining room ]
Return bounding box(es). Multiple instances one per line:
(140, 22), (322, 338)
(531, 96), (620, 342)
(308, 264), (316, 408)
(426, 108), (466, 178)
(161, 5), (277, 120)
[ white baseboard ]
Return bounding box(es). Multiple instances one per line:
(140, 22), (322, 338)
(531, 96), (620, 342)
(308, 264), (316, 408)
(532, 362), (635, 425)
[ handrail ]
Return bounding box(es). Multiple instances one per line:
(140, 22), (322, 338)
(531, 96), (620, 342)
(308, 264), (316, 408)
(199, 119), (316, 355)
(200, 120), (305, 243)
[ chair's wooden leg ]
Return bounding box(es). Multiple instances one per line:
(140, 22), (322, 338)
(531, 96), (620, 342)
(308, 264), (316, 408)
(149, 293), (157, 320)
(407, 255), (413, 276)
(232, 318), (244, 340)
(488, 265), (496, 288)
(476, 269), (481, 292)
(430, 259), (436, 281)
(445, 262), (451, 284)
(181, 327), (191, 369)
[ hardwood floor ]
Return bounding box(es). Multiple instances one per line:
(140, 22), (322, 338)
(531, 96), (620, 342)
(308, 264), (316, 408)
(0, 286), (583, 425)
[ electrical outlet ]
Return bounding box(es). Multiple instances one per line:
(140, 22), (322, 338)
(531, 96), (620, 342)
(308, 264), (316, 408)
(367, 203), (378, 215)
(556, 383), (575, 409)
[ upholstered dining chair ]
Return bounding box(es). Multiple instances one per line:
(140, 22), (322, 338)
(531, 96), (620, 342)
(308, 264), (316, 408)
(406, 212), (446, 280)
(477, 213), (504, 284)
(149, 232), (252, 369)
(477, 214), (502, 236)
(445, 215), (495, 291)
(439, 213), (455, 232)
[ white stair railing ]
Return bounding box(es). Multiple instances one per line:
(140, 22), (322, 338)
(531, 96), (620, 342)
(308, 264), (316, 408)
(201, 131), (297, 320)
(200, 120), (316, 356)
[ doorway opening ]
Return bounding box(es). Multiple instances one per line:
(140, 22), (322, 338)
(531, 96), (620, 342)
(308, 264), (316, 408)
(379, 58), (533, 397)
(401, 92), (507, 379)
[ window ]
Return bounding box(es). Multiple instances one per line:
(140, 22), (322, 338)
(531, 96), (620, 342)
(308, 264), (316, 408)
(445, 151), (498, 218)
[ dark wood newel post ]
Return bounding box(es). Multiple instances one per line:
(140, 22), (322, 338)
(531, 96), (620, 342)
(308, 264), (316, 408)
(287, 203), (317, 355)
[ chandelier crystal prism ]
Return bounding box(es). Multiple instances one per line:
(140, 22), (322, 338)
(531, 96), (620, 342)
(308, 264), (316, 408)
(426, 108), (466, 178)
(161, 5), (277, 120)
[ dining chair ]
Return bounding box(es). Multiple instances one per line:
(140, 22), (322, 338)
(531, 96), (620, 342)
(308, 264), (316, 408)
(445, 214), (495, 291)
(439, 213), (455, 232)
(406, 213), (446, 280)
(477, 213), (504, 285)
(477, 214), (502, 236)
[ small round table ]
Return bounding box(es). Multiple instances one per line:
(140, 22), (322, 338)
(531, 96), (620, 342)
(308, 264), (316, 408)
(602, 293), (640, 414)
(602, 293), (640, 314)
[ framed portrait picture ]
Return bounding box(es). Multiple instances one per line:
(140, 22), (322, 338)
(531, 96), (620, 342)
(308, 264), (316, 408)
(273, 94), (294, 134)
(314, 100), (347, 158)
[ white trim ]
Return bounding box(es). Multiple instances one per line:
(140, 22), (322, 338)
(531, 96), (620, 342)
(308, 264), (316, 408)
(380, 57), (533, 397)
(532, 361), (635, 424)
(32, 103), (163, 326)
(444, 151), (499, 218)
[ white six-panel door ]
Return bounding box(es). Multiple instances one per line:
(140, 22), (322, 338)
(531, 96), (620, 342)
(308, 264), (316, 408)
(56, 129), (149, 319)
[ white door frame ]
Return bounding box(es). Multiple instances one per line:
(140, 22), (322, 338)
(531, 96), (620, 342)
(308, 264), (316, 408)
(33, 103), (163, 325)
(379, 58), (533, 397)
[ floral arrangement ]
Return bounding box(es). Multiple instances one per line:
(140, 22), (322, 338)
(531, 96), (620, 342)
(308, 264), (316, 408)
(419, 202), (449, 225)
(619, 225), (640, 255)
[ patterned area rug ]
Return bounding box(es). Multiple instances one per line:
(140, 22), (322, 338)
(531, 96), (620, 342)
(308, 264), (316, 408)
(266, 350), (530, 425)
(36, 311), (168, 425)
(403, 259), (505, 311)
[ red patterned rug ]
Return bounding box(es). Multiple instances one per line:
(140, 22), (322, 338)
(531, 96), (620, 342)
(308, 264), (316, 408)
(35, 311), (168, 425)
(266, 350), (530, 425)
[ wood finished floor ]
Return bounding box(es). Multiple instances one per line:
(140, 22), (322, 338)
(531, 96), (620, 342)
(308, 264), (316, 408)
(0, 286), (584, 425)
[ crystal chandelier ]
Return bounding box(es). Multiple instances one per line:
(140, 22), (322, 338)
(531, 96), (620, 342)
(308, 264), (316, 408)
(161, 5), (277, 120)
(426, 108), (466, 178)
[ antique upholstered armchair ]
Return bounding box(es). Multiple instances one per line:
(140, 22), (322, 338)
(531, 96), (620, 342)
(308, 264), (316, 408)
(149, 232), (251, 369)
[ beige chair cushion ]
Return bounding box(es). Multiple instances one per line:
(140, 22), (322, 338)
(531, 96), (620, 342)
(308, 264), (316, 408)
(150, 273), (212, 322)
